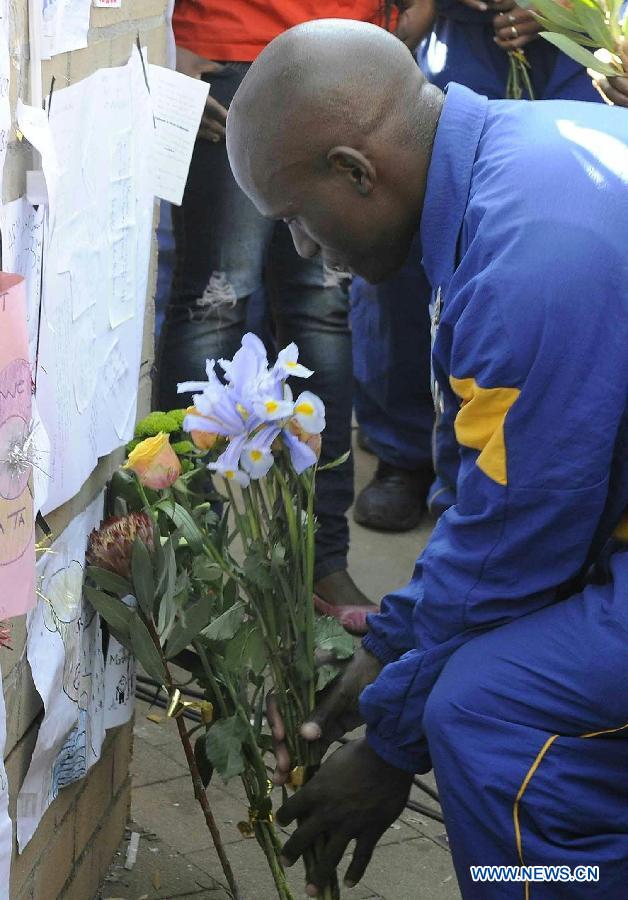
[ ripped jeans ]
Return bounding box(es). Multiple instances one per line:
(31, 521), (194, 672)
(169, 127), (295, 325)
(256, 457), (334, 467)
(156, 62), (354, 581)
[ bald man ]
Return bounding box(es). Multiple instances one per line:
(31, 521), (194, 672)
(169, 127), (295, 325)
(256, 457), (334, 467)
(227, 20), (628, 899)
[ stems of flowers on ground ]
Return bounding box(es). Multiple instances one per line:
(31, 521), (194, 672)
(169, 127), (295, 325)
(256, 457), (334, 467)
(144, 621), (241, 900)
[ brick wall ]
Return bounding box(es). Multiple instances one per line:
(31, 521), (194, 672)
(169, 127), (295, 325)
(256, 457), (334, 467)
(2, 1), (167, 896)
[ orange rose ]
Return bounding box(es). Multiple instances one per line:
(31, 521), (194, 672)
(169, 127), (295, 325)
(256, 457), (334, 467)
(287, 419), (322, 460)
(124, 432), (181, 489)
(185, 406), (219, 451)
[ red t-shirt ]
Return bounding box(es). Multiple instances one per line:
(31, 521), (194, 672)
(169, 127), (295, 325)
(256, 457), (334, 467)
(173, 1), (390, 62)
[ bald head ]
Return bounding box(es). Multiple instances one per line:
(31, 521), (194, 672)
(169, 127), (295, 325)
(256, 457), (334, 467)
(226, 19), (443, 283)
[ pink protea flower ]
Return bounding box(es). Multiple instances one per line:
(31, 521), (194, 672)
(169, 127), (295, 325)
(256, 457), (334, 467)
(86, 512), (155, 579)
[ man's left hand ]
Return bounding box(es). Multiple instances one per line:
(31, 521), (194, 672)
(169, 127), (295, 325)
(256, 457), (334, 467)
(493, 2), (542, 51)
(277, 738), (413, 896)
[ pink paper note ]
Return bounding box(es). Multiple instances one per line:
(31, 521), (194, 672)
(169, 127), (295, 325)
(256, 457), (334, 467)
(0, 273), (36, 619)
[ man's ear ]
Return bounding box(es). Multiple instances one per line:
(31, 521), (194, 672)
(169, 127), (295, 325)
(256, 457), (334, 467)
(327, 146), (375, 196)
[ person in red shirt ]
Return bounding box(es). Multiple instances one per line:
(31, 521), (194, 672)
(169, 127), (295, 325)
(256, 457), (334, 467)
(156, 3), (432, 631)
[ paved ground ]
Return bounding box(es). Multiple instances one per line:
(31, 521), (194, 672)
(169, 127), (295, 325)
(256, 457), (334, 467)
(98, 435), (461, 900)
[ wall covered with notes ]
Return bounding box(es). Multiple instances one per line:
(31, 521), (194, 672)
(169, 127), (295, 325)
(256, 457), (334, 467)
(0, 2), (168, 897)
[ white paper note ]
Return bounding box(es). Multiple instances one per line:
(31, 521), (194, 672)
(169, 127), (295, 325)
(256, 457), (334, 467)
(16, 100), (59, 226)
(41, 0), (91, 59)
(148, 64), (209, 206)
(104, 596), (136, 729)
(17, 492), (106, 851)
(0, 198), (45, 368)
(0, 2), (10, 202)
(36, 46), (155, 514)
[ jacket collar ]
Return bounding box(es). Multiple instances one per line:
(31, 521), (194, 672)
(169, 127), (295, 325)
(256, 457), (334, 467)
(420, 83), (488, 292)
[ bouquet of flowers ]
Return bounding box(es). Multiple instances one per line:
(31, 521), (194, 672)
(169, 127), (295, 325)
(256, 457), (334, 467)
(85, 334), (353, 900)
(522, 0), (627, 79)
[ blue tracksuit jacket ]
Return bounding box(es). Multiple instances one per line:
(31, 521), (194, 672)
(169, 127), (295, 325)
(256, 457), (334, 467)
(361, 85), (628, 776)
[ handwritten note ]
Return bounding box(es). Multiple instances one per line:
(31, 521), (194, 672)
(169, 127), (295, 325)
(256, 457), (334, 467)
(0, 274), (36, 620)
(0, 4), (10, 201)
(0, 198), (45, 367)
(37, 47), (155, 514)
(41, 0), (91, 58)
(148, 64), (209, 205)
(17, 492), (106, 850)
(104, 597), (136, 729)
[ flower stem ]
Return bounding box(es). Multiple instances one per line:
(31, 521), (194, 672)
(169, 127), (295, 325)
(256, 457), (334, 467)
(145, 622), (240, 900)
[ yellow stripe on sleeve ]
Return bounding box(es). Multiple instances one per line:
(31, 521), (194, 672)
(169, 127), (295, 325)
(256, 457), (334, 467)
(450, 376), (520, 486)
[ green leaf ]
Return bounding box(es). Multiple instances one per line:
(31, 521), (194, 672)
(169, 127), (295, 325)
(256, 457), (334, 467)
(222, 578), (238, 609)
(194, 734), (214, 787)
(166, 597), (215, 659)
(533, 14), (600, 46)
(202, 601), (245, 642)
(155, 499), (205, 554)
(84, 585), (133, 640)
(192, 556), (223, 584)
(243, 553), (273, 590)
(131, 537), (155, 618)
(316, 663), (341, 692)
(314, 616), (355, 660)
(129, 616), (168, 684)
(159, 537), (178, 606)
(530, 0), (584, 31)
(572, 1), (614, 50)
(205, 716), (248, 781)
(109, 468), (143, 510)
(223, 623), (267, 675)
(85, 566), (132, 598)
(540, 32), (619, 74)
(317, 450), (351, 472)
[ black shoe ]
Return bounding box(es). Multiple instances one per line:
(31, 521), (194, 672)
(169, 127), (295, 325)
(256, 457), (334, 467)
(353, 461), (433, 532)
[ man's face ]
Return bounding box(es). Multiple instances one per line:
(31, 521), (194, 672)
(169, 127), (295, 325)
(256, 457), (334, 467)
(231, 140), (415, 284)
(282, 178), (414, 284)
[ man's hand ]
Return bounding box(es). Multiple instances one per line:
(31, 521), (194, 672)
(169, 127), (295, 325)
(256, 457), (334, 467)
(176, 46), (228, 142)
(592, 47), (628, 107)
(492, 1), (542, 51)
(277, 738), (413, 895)
(394, 0), (437, 52)
(268, 646), (383, 785)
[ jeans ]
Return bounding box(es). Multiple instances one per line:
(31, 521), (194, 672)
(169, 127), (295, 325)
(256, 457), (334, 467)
(156, 63), (354, 581)
(351, 232), (434, 471)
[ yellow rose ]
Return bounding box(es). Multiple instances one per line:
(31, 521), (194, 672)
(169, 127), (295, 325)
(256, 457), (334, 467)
(124, 432), (181, 489)
(186, 406), (219, 451)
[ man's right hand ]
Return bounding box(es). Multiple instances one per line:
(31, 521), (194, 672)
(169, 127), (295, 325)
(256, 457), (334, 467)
(176, 46), (229, 142)
(268, 646), (384, 785)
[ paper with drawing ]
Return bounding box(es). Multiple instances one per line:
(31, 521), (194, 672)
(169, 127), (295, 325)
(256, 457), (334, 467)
(17, 492), (106, 850)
